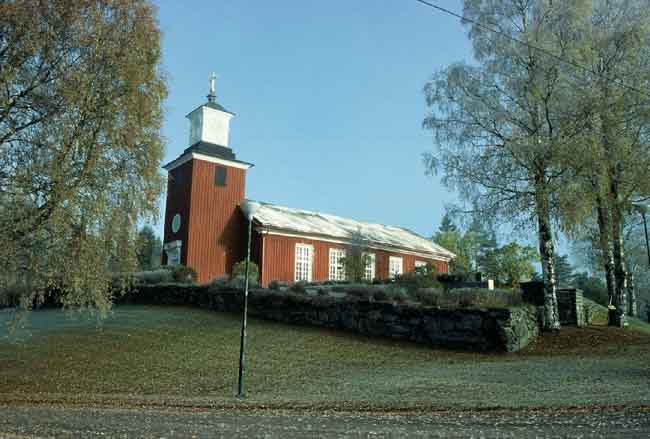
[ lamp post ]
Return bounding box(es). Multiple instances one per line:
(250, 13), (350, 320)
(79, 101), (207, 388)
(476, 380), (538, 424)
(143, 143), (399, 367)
(632, 203), (650, 268)
(237, 200), (259, 398)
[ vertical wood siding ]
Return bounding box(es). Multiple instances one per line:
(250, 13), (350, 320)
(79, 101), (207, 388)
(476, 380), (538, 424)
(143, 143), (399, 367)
(162, 161), (194, 265)
(163, 158), (449, 285)
(250, 231), (265, 284)
(186, 160), (247, 283)
(259, 234), (449, 286)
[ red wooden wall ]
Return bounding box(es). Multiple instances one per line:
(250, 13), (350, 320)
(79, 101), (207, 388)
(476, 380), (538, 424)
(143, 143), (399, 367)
(163, 158), (248, 283)
(162, 161), (193, 265)
(255, 233), (449, 286)
(187, 160), (247, 283)
(163, 158), (449, 285)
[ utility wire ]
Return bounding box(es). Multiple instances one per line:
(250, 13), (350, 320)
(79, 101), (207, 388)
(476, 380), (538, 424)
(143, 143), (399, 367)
(414, 0), (650, 98)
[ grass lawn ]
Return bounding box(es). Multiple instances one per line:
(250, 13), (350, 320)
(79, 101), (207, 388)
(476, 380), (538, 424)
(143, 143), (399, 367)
(1, 304), (650, 411)
(587, 297), (650, 334)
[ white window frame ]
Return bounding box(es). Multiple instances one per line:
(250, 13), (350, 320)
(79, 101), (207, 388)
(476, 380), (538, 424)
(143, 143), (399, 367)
(295, 243), (313, 282)
(364, 252), (376, 281)
(328, 248), (346, 281)
(389, 256), (403, 279)
(414, 260), (428, 270)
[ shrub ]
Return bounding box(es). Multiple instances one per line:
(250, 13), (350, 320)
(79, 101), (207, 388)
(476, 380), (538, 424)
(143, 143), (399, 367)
(436, 272), (472, 286)
(286, 291), (311, 304)
(290, 281), (307, 294)
(395, 269), (442, 293)
(132, 268), (174, 285)
(171, 265), (197, 284)
(372, 289), (390, 302)
(231, 260), (259, 287)
(268, 280), (288, 291)
(447, 288), (522, 308)
(210, 276), (230, 290)
(409, 288), (443, 306)
(346, 286), (376, 301)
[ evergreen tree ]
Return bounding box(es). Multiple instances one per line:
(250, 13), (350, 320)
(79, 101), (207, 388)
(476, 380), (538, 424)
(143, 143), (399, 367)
(554, 254), (575, 287)
(467, 215), (499, 278)
(433, 214), (471, 273)
(136, 226), (162, 271)
(438, 213), (458, 233)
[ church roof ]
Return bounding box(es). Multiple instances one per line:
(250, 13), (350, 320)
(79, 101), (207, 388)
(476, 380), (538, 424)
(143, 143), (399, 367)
(162, 141), (254, 171)
(184, 141), (236, 160)
(185, 101), (235, 117)
(242, 200), (455, 260)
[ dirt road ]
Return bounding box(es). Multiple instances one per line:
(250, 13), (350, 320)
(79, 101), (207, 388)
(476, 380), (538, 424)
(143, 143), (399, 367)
(1, 405), (649, 438)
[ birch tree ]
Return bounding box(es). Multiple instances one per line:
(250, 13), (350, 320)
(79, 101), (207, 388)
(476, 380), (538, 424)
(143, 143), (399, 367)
(563, 0), (650, 326)
(423, 0), (587, 330)
(0, 0), (166, 314)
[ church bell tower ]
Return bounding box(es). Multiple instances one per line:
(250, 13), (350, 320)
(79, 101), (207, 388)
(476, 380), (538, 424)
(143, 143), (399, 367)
(162, 74), (253, 283)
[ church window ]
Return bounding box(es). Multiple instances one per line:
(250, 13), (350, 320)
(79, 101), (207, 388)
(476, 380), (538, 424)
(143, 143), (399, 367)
(295, 243), (313, 282)
(364, 253), (376, 281)
(215, 166), (227, 186)
(328, 248), (346, 281)
(414, 260), (428, 272)
(389, 256), (403, 279)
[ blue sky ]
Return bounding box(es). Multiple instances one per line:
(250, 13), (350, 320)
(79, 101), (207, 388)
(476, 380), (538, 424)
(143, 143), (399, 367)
(153, 0), (473, 239)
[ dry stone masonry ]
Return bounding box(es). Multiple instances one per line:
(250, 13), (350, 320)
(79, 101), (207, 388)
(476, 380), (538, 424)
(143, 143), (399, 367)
(121, 285), (540, 353)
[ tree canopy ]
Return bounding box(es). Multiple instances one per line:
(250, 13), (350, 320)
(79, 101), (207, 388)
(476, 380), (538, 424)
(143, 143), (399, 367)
(0, 0), (167, 314)
(423, 0), (585, 329)
(424, 0), (650, 328)
(136, 226), (162, 271)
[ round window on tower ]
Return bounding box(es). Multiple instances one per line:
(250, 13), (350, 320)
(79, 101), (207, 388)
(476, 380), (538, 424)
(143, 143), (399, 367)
(172, 214), (181, 234)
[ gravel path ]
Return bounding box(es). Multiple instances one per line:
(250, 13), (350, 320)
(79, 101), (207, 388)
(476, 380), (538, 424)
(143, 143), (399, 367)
(1, 405), (649, 438)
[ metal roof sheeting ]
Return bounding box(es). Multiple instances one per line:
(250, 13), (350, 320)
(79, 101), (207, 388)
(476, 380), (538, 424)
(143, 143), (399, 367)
(242, 199), (455, 260)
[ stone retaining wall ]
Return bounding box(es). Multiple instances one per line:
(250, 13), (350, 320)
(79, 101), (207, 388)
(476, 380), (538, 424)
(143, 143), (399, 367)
(521, 282), (586, 327)
(557, 288), (585, 327)
(119, 285), (540, 353)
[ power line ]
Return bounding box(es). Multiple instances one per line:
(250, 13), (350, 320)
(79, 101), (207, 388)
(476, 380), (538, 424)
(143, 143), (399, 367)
(414, 0), (650, 98)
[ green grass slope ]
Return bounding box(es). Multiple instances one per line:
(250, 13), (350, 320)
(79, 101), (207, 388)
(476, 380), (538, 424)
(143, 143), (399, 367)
(1, 305), (649, 411)
(585, 298), (650, 334)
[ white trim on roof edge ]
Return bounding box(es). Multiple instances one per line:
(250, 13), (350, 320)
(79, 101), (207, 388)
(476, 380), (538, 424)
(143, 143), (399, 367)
(256, 227), (454, 262)
(163, 152), (253, 172)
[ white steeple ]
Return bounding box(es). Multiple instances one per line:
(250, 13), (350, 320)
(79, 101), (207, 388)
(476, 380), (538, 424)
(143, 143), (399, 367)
(187, 72), (234, 147)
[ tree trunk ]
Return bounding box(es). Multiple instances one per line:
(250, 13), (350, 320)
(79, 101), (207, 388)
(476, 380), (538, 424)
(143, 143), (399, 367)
(628, 269), (637, 317)
(534, 178), (560, 331)
(594, 191), (617, 305)
(608, 170), (628, 327)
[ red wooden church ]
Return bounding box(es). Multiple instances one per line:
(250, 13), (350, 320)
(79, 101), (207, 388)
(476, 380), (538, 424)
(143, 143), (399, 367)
(162, 79), (454, 285)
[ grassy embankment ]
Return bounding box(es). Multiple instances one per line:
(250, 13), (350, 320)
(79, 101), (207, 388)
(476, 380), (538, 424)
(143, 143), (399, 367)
(1, 302), (649, 411)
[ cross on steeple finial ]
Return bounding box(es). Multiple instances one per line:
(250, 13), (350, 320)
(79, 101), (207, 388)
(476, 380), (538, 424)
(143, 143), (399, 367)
(207, 72), (217, 102)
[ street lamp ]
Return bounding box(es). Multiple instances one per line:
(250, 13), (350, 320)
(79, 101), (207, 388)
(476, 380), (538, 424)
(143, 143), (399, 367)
(632, 202), (650, 268)
(237, 200), (260, 398)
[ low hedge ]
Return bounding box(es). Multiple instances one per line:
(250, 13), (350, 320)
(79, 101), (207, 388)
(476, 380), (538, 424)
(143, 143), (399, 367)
(119, 283), (523, 311)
